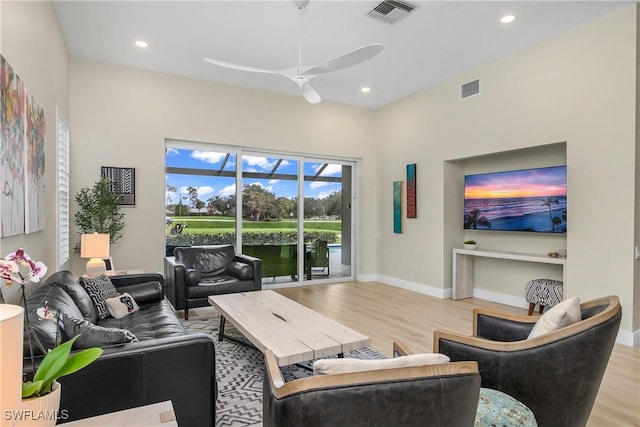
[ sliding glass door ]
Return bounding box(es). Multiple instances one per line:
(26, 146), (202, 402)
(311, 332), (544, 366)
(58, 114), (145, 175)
(241, 153), (300, 284)
(165, 142), (355, 284)
(303, 161), (352, 281)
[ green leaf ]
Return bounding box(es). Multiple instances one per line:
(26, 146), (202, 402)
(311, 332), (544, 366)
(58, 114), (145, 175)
(54, 347), (103, 379)
(22, 381), (43, 398)
(33, 336), (78, 384)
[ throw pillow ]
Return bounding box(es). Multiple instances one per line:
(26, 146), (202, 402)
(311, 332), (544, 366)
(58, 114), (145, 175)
(313, 353), (450, 376)
(105, 293), (140, 319)
(80, 274), (120, 320)
(528, 296), (581, 339)
(226, 261), (253, 280)
(62, 314), (138, 348)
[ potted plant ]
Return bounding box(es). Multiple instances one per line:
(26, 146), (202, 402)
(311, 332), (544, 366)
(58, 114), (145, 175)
(1, 249), (103, 426)
(74, 177), (126, 254)
(464, 240), (477, 250)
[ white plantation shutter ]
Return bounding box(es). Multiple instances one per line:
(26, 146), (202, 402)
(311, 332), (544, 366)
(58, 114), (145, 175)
(56, 109), (70, 268)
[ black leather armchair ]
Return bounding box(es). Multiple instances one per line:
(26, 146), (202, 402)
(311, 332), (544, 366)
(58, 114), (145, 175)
(434, 296), (621, 427)
(263, 342), (481, 427)
(165, 245), (262, 319)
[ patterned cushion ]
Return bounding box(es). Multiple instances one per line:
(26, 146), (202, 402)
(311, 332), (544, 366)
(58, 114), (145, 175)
(528, 296), (581, 338)
(62, 315), (138, 349)
(525, 279), (564, 307)
(105, 293), (139, 319)
(475, 388), (537, 426)
(80, 274), (120, 320)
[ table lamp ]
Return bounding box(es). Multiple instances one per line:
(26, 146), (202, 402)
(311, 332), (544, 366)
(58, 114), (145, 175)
(80, 233), (110, 277)
(0, 304), (24, 427)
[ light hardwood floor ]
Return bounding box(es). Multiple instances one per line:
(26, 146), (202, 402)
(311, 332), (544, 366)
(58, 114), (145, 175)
(274, 281), (640, 427)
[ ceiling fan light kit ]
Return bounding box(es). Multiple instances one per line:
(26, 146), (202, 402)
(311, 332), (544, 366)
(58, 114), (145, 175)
(203, 0), (383, 104)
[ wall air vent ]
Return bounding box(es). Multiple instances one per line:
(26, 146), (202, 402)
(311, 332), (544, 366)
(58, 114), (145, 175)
(461, 79), (480, 99)
(368, 0), (416, 24)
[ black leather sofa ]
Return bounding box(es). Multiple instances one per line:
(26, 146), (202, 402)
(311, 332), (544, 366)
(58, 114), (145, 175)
(22, 271), (216, 427)
(164, 245), (262, 319)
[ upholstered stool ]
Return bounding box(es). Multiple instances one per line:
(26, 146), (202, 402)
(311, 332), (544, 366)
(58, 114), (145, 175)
(475, 388), (537, 426)
(525, 278), (564, 315)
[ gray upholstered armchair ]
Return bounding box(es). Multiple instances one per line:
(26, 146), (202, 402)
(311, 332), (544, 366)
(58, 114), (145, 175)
(164, 245), (262, 319)
(434, 296), (621, 427)
(263, 342), (481, 427)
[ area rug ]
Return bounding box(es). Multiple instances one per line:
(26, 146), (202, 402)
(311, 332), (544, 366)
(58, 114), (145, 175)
(182, 310), (385, 427)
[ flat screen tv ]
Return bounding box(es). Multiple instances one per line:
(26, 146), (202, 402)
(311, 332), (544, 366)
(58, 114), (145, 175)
(464, 165), (567, 233)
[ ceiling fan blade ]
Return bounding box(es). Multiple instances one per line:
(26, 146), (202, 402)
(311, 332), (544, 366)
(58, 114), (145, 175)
(300, 82), (321, 104)
(204, 57), (280, 75)
(302, 43), (384, 76)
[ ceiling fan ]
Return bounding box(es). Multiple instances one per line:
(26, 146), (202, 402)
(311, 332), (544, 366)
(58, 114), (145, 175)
(204, 0), (384, 104)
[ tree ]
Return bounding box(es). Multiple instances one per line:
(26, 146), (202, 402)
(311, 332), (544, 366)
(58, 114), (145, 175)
(187, 187), (198, 209)
(464, 209), (490, 229)
(166, 184), (177, 206)
(73, 177), (126, 254)
(541, 196), (559, 231)
(243, 184), (276, 221)
(324, 191), (342, 217)
(275, 197), (296, 220)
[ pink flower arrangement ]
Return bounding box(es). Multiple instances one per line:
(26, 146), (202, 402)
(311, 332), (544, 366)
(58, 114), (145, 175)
(0, 248), (47, 286)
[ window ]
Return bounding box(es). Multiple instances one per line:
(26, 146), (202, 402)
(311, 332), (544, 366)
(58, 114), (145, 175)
(165, 141), (356, 285)
(56, 109), (70, 269)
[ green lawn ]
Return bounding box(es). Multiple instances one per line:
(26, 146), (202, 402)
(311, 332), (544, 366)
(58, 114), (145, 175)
(169, 216), (341, 234)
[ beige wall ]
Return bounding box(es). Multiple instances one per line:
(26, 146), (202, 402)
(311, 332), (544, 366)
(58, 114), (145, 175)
(1, 1), (638, 343)
(377, 6), (638, 341)
(67, 60), (379, 278)
(0, 1), (69, 302)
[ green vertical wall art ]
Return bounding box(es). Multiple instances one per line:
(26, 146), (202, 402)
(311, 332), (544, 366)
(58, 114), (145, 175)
(393, 181), (403, 233)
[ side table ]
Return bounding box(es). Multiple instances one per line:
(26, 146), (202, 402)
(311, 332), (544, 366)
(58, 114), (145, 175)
(60, 400), (177, 426)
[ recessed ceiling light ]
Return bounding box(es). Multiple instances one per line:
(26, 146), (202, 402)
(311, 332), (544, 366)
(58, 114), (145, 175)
(134, 40), (148, 48)
(500, 15), (516, 24)
(360, 87), (371, 93)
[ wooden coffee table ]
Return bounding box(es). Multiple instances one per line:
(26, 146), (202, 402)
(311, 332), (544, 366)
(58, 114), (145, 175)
(208, 290), (370, 366)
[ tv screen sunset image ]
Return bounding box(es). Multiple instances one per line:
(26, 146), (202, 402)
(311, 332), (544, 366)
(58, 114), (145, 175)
(464, 165), (567, 233)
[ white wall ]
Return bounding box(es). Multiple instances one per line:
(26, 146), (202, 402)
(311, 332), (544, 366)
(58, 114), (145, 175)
(0, 1), (69, 302)
(67, 60), (379, 278)
(376, 6), (638, 340)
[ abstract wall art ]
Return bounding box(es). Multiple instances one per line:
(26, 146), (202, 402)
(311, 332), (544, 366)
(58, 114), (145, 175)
(393, 181), (403, 233)
(25, 94), (46, 234)
(0, 55), (26, 237)
(406, 163), (417, 218)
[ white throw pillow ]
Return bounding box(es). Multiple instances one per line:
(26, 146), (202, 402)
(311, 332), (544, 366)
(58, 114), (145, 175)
(313, 353), (450, 376)
(528, 296), (581, 339)
(105, 293), (140, 319)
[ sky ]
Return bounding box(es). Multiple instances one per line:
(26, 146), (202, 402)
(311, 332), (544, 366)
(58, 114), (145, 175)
(165, 148), (343, 205)
(464, 165), (567, 200)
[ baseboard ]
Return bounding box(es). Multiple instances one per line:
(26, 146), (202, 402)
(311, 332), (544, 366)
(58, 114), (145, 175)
(616, 329), (638, 347)
(375, 275), (451, 299)
(472, 288), (530, 310)
(377, 278), (638, 347)
(356, 273), (376, 282)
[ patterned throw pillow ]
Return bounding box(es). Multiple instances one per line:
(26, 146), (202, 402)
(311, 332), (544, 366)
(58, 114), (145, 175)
(105, 293), (140, 319)
(80, 274), (120, 320)
(63, 314), (138, 348)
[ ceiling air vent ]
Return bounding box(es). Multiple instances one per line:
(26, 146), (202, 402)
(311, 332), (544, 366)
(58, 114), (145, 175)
(461, 79), (480, 99)
(368, 0), (416, 24)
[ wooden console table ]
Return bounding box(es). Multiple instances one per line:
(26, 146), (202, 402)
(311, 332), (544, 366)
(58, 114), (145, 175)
(452, 248), (566, 300)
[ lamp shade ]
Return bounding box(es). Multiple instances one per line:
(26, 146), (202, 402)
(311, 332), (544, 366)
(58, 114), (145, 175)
(80, 233), (110, 258)
(0, 304), (24, 427)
